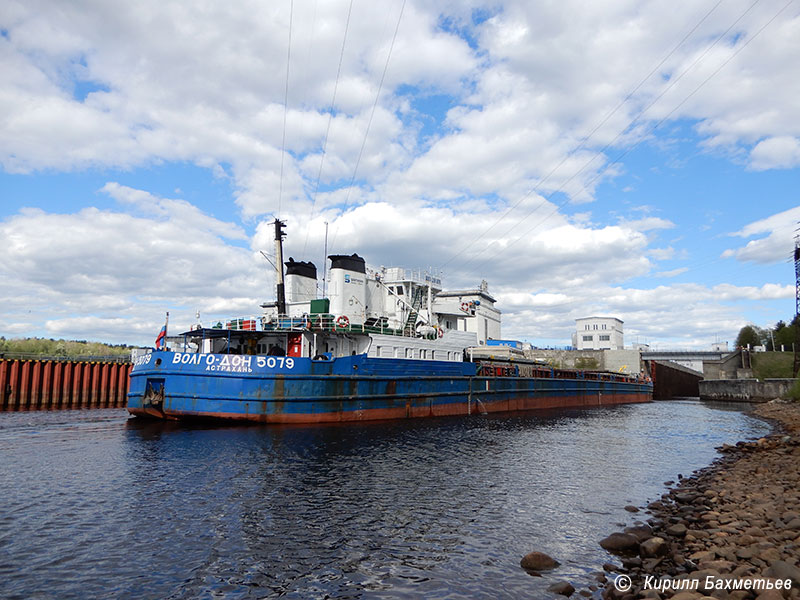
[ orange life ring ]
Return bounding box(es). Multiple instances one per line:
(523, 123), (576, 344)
(437, 327), (444, 338)
(460, 302), (469, 312)
(335, 315), (350, 328)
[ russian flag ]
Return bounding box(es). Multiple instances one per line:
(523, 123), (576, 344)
(155, 312), (169, 349)
(155, 325), (166, 349)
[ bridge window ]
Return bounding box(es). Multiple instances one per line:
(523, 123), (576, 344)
(582, 335), (593, 341)
(599, 335), (610, 341)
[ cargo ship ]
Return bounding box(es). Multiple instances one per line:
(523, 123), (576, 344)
(127, 220), (652, 422)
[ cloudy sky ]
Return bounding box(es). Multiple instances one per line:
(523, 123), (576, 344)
(2, 0), (799, 349)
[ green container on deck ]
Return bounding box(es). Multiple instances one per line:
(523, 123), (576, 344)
(310, 299), (330, 314)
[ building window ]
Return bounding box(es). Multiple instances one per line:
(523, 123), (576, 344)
(593, 324), (598, 330)
(599, 335), (610, 341)
(582, 335), (593, 341)
(602, 324), (606, 330)
(585, 325), (590, 330)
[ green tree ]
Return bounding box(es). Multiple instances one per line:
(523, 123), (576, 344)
(736, 325), (761, 348)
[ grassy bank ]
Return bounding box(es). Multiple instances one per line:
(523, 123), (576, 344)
(751, 351), (795, 379)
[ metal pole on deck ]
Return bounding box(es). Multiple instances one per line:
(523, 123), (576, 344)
(322, 221), (328, 299)
(275, 218), (287, 315)
(793, 228), (800, 376)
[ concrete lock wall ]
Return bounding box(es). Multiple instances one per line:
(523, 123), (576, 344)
(602, 350), (643, 375)
(699, 378), (797, 402)
(0, 358), (132, 411)
(703, 349), (751, 380)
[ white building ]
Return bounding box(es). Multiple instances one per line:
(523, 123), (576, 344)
(573, 316), (624, 350)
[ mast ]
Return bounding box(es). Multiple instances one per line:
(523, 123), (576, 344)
(427, 272), (432, 323)
(794, 231), (800, 376)
(322, 221), (329, 298)
(274, 218), (287, 315)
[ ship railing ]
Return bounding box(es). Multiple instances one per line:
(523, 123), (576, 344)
(379, 268), (442, 288)
(474, 361), (648, 383)
(260, 314), (410, 337)
(224, 313), (448, 340)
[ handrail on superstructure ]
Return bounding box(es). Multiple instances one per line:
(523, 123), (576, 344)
(260, 314), (415, 337)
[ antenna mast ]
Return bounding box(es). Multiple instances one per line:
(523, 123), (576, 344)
(793, 229), (800, 376)
(322, 221), (329, 298)
(274, 218), (287, 315)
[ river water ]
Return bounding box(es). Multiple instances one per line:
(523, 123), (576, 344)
(0, 400), (770, 599)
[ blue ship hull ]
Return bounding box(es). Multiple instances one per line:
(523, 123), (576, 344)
(128, 351), (653, 423)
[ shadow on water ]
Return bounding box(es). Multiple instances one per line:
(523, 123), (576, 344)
(0, 401), (772, 599)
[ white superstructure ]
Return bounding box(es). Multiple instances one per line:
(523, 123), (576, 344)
(261, 252), (502, 358)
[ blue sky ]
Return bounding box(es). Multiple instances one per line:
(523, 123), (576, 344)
(1, 0), (799, 349)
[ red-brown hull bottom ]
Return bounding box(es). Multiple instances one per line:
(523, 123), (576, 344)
(128, 392), (651, 424)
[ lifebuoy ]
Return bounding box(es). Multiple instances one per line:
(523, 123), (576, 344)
(460, 302), (469, 312)
(336, 315), (350, 328)
(437, 328), (444, 338)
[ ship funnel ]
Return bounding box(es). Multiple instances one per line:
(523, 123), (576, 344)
(285, 257), (317, 303)
(328, 254), (366, 325)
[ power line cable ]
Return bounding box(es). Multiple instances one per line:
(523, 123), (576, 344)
(465, 0), (788, 275)
(301, 0), (355, 259)
(277, 0), (294, 218)
(438, 0), (726, 270)
(445, 0), (765, 274)
(328, 0), (407, 253)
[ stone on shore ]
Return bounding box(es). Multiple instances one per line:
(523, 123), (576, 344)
(639, 536), (668, 558)
(547, 581), (575, 596)
(519, 551), (559, 571)
(599, 533), (640, 554)
(764, 559), (800, 586)
(665, 523), (687, 537)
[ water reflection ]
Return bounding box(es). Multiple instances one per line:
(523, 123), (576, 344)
(0, 401), (771, 599)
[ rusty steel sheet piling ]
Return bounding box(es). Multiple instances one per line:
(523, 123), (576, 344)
(0, 358), (132, 411)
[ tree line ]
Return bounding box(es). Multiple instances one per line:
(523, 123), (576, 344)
(736, 315), (799, 351)
(0, 337), (135, 358)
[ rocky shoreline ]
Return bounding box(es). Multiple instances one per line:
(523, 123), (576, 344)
(588, 400), (800, 600)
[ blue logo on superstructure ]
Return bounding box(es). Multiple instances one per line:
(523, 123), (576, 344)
(344, 274), (350, 283)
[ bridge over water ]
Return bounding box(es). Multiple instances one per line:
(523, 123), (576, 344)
(641, 351), (729, 374)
